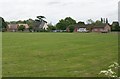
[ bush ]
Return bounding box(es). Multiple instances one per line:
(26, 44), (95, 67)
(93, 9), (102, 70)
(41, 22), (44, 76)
(18, 25), (25, 31)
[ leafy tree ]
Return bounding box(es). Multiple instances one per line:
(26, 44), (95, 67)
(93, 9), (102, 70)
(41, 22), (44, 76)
(68, 25), (75, 32)
(36, 16), (46, 22)
(47, 23), (56, 31)
(65, 17), (76, 25)
(9, 21), (16, 24)
(18, 25), (25, 31)
(28, 26), (33, 32)
(77, 21), (85, 26)
(0, 17), (7, 32)
(111, 22), (120, 31)
(87, 19), (94, 24)
(56, 17), (76, 30)
(56, 19), (67, 30)
(94, 20), (102, 25)
(16, 20), (26, 24)
(26, 19), (35, 32)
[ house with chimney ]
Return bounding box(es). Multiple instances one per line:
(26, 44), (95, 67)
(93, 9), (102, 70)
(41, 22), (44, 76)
(7, 24), (29, 32)
(7, 24), (18, 32)
(92, 24), (111, 33)
(74, 25), (89, 32)
(66, 23), (111, 33)
(72, 18), (111, 33)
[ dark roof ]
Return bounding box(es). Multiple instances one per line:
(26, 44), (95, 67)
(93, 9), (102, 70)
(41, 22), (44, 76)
(75, 24), (86, 28)
(70, 23), (109, 29)
(75, 24), (94, 28)
(93, 24), (108, 28)
(34, 20), (47, 29)
(39, 20), (46, 28)
(43, 20), (47, 23)
(86, 24), (94, 27)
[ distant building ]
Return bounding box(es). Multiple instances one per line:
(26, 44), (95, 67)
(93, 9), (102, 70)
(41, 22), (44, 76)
(74, 25), (88, 32)
(66, 27), (70, 32)
(7, 24), (18, 32)
(8, 24), (29, 32)
(92, 24), (111, 33)
(73, 24), (90, 32)
(66, 23), (111, 33)
(34, 20), (48, 31)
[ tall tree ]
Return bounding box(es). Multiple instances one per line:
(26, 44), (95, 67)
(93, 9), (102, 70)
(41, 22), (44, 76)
(103, 18), (106, 23)
(18, 25), (25, 31)
(65, 17), (76, 25)
(77, 21), (85, 25)
(111, 22), (120, 31)
(56, 17), (76, 30)
(95, 20), (102, 25)
(106, 18), (108, 24)
(101, 18), (103, 23)
(0, 17), (7, 32)
(68, 25), (75, 32)
(26, 19), (35, 32)
(36, 16), (46, 22)
(56, 19), (68, 30)
(87, 19), (94, 24)
(47, 23), (56, 31)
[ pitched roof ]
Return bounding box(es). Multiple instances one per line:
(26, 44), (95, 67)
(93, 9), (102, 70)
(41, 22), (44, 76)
(75, 24), (94, 28)
(8, 24), (18, 29)
(39, 20), (46, 28)
(86, 24), (94, 27)
(35, 20), (47, 29)
(93, 24), (108, 28)
(75, 24), (86, 28)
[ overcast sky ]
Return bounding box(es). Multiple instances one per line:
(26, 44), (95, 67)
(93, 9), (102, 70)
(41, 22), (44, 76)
(0, 0), (119, 24)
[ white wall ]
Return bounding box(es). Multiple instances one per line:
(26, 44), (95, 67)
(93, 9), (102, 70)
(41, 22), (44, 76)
(43, 23), (48, 30)
(77, 28), (87, 32)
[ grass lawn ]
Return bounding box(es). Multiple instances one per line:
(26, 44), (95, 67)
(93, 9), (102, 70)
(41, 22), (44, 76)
(0, 32), (2, 78)
(2, 32), (118, 77)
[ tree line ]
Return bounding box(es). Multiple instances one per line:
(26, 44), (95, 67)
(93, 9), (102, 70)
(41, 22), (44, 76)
(0, 16), (120, 32)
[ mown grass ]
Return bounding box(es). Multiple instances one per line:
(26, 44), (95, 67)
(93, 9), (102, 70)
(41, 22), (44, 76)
(2, 32), (118, 77)
(0, 32), (2, 78)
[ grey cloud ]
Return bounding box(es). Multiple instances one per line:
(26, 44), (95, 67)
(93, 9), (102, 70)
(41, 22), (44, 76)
(0, 0), (119, 24)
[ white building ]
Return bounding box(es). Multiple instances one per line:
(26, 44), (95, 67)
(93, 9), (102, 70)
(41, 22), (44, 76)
(34, 20), (48, 31)
(38, 20), (48, 30)
(77, 28), (87, 32)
